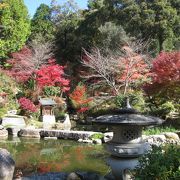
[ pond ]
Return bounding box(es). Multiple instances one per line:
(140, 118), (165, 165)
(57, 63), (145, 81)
(0, 137), (109, 177)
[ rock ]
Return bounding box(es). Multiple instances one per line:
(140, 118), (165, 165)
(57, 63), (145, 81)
(67, 172), (81, 180)
(104, 132), (113, 142)
(44, 137), (57, 140)
(92, 139), (102, 145)
(18, 129), (40, 138)
(0, 129), (8, 139)
(81, 139), (93, 144)
(78, 138), (83, 142)
(0, 125), (4, 130)
(63, 113), (71, 130)
(0, 148), (15, 180)
(163, 132), (179, 141)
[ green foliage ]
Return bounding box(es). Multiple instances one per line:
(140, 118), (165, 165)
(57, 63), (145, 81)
(105, 0), (180, 53)
(30, 3), (55, 41)
(115, 91), (147, 112)
(43, 86), (61, 97)
(135, 145), (180, 179)
(143, 126), (178, 136)
(97, 22), (130, 52)
(0, 0), (30, 58)
(90, 133), (104, 140)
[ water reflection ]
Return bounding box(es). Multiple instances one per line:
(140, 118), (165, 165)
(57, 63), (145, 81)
(0, 138), (109, 176)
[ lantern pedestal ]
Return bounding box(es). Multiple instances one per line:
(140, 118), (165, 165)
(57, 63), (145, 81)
(107, 157), (139, 179)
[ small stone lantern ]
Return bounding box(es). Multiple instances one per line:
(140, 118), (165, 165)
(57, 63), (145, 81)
(39, 98), (56, 117)
(93, 106), (164, 179)
(39, 98), (57, 129)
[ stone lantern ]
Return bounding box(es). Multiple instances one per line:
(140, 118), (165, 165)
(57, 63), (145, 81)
(39, 98), (57, 129)
(93, 105), (164, 179)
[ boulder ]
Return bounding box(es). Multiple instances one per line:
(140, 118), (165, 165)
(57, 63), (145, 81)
(0, 148), (15, 180)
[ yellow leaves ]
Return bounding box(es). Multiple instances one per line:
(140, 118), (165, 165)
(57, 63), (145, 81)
(0, 3), (9, 9)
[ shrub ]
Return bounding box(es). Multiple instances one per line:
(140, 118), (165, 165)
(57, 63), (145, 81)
(18, 97), (37, 113)
(135, 145), (180, 179)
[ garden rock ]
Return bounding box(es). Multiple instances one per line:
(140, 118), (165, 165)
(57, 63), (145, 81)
(0, 129), (8, 139)
(18, 129), (40, 138)
(103, 132), (113, 142)
(0, 148), (15, 180)
(67, 172), (81, 180)
(163, 132), (179, 141)
(0, 125), (4, 130)
(92, 139), (102, 145)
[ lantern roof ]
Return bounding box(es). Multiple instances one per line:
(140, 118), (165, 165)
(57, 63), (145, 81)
(93, 108), (164, 126)
(39, 98), (56, 106)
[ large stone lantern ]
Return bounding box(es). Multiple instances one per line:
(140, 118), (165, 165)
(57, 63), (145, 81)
(93, 106), (164, 179)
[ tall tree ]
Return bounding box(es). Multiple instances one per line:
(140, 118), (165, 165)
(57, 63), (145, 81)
(30, 3), (55, 42)
(0, 0), (30, 59)
(105, 0), (180, 53)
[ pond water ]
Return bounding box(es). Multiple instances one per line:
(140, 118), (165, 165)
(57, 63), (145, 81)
(0, 137), (109, 177)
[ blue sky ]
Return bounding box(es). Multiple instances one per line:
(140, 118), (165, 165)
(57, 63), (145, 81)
(24, 0), (88, 17)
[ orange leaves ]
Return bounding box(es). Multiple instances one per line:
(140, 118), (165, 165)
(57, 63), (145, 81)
(69, 84), (92, 112)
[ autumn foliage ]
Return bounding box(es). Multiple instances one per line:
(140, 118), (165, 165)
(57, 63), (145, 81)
(35, 59), (70, 92)
(144, 51), (180, 106)
(5, 47), (34, 83)
(151, 51), (180, 83)
(18, 97), (37, 112)
(69, 84), (92, 113)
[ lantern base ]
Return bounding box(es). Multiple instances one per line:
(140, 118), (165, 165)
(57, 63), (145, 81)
(107, 156), (139, 180)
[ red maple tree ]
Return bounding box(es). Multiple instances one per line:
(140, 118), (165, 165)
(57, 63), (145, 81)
(5, 47), (34, 83)
(35, 59), (70, 93)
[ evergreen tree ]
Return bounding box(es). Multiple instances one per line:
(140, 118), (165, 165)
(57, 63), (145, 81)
(0, 0), (30, 58)
(105, 0), (180, 53)
(30, 4), (55, 42)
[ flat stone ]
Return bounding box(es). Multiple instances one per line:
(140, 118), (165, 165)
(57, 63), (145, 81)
(0, 148), (15, 180)
(18, 129), (40, 138)
(40, 130), (99, 140)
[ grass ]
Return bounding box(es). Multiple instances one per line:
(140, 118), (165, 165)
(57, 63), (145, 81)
(143, 126), (178, 136)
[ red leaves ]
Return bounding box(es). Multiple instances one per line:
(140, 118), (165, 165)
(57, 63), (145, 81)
(69, 84), (92, 112)
(5, 46), (34, 83)
(36, 61), (70, 92)
(144, 51), (180, 96)
(18, 97), (37, 112)
(152, 51), (180, 83)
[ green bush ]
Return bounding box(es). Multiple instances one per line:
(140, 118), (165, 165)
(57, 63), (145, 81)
(135, 145), (180, 180)
(90, 133), (104, 140)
